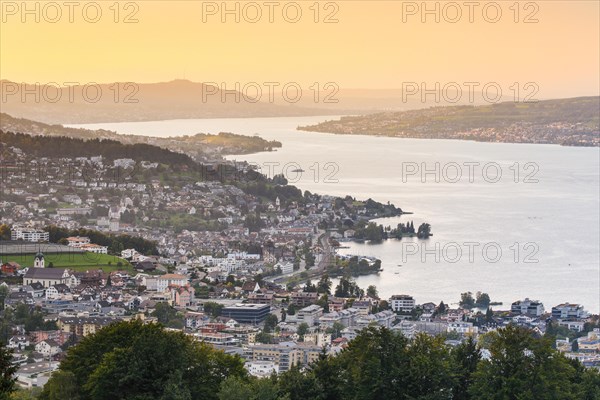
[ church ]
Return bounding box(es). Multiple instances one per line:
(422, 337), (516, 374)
(23, 252), (70, 288)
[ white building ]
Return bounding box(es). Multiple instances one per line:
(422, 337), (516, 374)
(447, 322), (478, 335)
(511, 298), (545, 316)
(245, 361), (279, 377)
(109, 219), (120, 232)
(392, 320), (417, 339)
(217, 258), (245, 273)
(552, 303), (588, 320)
(558, 320), (587, 332)
(7, 335), (30, 350)
(303, 332), (332, 347)
(66, 236), (91, 247)
(227, 252), (261, 261)
(11, 227), (49, 242)
(121, 248), (140, 259)
(63, 195), (82, 205)
(156, 274), (188, 292)
(113, 158), (135, 168)
(35, 340), (61, 357)
(275, 261), (294, 275)
(79, 243), (108, 254)
(296, 305), (323, 326)
(389, 295), (415, 313)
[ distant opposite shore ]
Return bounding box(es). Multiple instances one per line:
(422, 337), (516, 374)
(298, 97), (600, 147)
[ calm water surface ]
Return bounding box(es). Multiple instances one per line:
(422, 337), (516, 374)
(72, 116), (600, 312)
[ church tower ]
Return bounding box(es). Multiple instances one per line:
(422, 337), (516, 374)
(34, 252), (45, 268)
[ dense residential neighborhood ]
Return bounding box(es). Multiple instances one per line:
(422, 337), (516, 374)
(1, 237), (599, 389)
(0, 131), (598, 397)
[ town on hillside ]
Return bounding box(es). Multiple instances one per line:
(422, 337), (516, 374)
(1, 227), (598, 388)
(0, 131), (597, 392)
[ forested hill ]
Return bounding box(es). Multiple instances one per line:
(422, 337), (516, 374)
(0, 131), (195, 167)
(299, 96), (600, 146)
(0, 113), (124, 140)
(0, 112), (282, 160)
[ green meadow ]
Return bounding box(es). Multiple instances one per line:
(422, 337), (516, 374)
(0, 252), (133, 273)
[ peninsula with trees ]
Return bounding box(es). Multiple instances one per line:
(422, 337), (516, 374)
(0, 113), (282, 162)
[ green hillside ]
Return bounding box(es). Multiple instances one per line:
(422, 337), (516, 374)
(299, 97), (600, 146)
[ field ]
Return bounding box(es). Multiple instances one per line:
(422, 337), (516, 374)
(0, 252), (133, 273)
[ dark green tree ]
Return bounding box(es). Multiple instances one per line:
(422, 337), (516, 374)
(286, 304), (296, 316)
(459, 292), (475, 309)
(485, 307), (494, 323)
(316, 295), (330, 313)
(452, 336), (481, 400)
(307, 349), (342, 400)
(325, 322), (345, 340)
(366, 285), (378, 299)
(334, 327), (410, 399)
(416, 223), (431, 239)
(470, 325), (581, 399)
(304, 280), (317, 293)
(38, 371), (79, 400)
(277, 365), (321, 400)
(297, 323), (309, 340)
(204, 302), (224, 318)
(263, 314), (279, 334)
(475, 292), (491, 308)
(404, 333), (456, 398)
(0, 225), (10, 241)
(152, 302), (183, 328)
(571, 339), (579, 352)
(437, 301), (448, 315)
(44, 320), (246, 400)
(317, 275), (332, 295)
(0, 341), (17, 399)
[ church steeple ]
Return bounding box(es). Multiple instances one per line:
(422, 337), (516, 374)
(34, 251), (45, 268)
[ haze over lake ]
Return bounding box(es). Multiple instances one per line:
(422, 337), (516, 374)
(72, 116), (600, 313)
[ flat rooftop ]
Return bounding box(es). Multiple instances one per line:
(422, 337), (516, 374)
(223, 303), (270, 310)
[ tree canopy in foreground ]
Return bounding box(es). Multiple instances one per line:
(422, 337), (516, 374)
(12, 322), (598, 400)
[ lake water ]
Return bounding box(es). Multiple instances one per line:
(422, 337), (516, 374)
(72, 116), (600, 313)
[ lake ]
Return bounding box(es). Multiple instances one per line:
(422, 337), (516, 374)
(72, 116), (600, 313)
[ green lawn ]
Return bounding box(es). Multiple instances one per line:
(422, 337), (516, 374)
(0, 252), (133, 273)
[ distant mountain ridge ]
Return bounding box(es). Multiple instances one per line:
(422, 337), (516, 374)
(0, 79), (344, 124)
(0, 79), (515, 124)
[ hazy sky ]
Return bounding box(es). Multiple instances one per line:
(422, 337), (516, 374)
(1, 1), (598, 98)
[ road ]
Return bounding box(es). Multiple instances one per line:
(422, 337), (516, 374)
(267, 231), (335, 286)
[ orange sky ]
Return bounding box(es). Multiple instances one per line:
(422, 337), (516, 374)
(1, 1), (598, 98)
